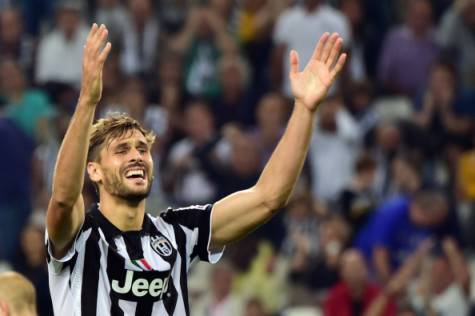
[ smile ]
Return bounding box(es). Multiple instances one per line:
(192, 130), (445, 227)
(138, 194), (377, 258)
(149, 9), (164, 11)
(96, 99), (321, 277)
(124, 168), (145, 179)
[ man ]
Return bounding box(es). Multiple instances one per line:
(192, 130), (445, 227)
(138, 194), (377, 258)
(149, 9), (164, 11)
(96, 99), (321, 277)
(45, 23), (346, 315)
(0, 271), (37, 316)
(272, 0), (350, 97)
(355, 189), (448, 283)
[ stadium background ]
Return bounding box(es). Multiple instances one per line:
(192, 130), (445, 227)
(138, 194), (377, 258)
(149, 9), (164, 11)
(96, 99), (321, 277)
(1, 0), (475, 315)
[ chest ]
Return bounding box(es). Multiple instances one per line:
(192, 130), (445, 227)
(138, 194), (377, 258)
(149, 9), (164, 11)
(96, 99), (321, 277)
(99, 231), (181, 301)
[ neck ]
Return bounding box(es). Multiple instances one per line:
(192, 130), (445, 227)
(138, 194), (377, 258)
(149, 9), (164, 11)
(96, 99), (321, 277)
(99, 193), (146, 231)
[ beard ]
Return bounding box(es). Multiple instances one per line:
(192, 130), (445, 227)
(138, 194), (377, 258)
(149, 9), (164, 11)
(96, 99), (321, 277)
(101, 167), (153, 203)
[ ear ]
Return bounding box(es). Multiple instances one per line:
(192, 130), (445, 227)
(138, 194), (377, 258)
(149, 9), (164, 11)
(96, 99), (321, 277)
(87, 161), (102, 183)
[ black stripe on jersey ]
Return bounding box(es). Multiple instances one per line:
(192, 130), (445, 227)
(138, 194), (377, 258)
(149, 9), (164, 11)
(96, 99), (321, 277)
(172, 225), (190, 316)
(81, 228), (101, 316)
(106, 237), (125, 316)
(160, 204), (213, 262)
(135, 301), (153, 316)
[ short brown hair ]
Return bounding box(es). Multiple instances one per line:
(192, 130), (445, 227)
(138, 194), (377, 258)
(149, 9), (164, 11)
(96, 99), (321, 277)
(354, 152), (376, 174)
(0, 271), (36, 314)
(88, 114), (155, 162)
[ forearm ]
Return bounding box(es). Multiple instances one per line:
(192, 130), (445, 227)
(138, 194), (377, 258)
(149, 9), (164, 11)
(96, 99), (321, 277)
(255, 102), (316, 210)
(364, 292), (390, 316)
(374, 247), (391, 283)
(51, 98), (96, 206)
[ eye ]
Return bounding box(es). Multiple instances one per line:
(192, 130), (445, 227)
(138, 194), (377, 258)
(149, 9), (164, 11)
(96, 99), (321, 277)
(138, 148), (148, 154)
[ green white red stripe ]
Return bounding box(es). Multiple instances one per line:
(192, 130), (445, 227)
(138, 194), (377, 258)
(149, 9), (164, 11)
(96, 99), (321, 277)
(132, 258), (152, 271)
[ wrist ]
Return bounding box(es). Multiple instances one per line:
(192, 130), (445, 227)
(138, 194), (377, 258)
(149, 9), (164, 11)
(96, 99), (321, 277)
(78, 93), (98, 107)
(295, 99), (319, 114)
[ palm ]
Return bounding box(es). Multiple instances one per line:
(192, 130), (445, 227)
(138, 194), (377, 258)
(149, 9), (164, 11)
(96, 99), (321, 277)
(289, 33), (346, 111)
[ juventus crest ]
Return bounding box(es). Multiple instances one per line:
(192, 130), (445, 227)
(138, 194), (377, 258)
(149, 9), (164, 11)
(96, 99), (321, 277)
(150, 235), (173, 257)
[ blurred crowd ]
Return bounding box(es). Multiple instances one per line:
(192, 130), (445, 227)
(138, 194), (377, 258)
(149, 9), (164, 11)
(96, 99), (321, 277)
(0, 0), (475, 315)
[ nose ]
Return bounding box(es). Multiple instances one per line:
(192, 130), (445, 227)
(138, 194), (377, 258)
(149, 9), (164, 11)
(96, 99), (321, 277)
(128, 148), (143, 162)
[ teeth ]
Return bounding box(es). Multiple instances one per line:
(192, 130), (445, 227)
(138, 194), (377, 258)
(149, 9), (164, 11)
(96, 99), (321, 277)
(125, 169), (144, 178)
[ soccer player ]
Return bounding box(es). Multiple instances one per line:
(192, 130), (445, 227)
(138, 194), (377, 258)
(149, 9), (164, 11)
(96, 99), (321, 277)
(0, 271), (37, 316)
(45, 23), (346, 315)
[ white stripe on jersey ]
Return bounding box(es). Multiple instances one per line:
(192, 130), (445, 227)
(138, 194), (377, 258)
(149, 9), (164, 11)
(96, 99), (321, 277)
(96, 229), (111, 316)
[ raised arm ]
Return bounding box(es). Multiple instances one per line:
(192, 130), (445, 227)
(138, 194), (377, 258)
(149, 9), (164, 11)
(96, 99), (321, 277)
(210, 33), (346, 248)
(46, 24), (111, 257)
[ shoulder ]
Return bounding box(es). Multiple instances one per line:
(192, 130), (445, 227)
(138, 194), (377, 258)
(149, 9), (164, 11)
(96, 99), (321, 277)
(159, 204), (213, 224)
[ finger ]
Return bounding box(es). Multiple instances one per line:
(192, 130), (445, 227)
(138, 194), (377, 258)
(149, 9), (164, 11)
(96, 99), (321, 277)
(99, 42), (112, 64)
(330, 53), (347, 79)
(85, 23), (98, 45)
(92, 26), (108, 54)
(289, 49), (299, 75)
(325, 37), (343, 67)
(311, 32), (329, 61)
(321, 33), (339, 64)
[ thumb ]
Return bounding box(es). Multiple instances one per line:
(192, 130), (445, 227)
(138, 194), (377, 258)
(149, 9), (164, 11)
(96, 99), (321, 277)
(289, 49), (299, 75)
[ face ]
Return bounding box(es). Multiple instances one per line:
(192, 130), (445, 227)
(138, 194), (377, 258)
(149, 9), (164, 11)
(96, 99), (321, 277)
(407, 0), (432, 34)
(0, 9), (22, 44)
(89, 129), (154, 202)
(185, 103), (214, 143)
(57, 8), (80, 35)
(0, 61), (24, 93)
(429, 65), (455, 97)
(340, 250), (368, 289)
(256, 95), (287, 131)
(211, 265), (234, 298)
(410, 198), (447, 227)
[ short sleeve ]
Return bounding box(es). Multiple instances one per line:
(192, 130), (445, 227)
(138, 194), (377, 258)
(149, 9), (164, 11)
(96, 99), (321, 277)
(159, 204), (224, 266)
(45, 221), (86, 275)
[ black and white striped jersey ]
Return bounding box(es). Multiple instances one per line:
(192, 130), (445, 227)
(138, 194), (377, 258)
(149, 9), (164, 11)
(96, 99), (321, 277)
(45, 204), (223, 316)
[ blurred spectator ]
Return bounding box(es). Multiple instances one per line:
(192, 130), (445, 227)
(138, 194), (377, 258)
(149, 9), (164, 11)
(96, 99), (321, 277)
(157, 0), (189, 34)
(234, 242), (289, 314)
(193, 260), (243, 316)
(0, 7), (35, 77)
(370, 121), (402, 199)
(309, 94), (361, 205)
(387, 153), (422, 198)
(339, 0), (368, 82)
(457, 132), (475, 249)
(378, 0), (439, 99)
(289, 216), (349, 294)
(323, 249), (396, 316)
(164, 101), (226, 204)
(438, 0), (475, 88)
(13, 223), (53, 316)
(120, 0), (161, 75)
(236, 0), (288, 89)
(94, 0), (128, 47)
(170, 5), (237, 98)
(339, 152), (378, 239)
(243, 297), (268, 316)
(0, 271), (37, 316)
(409, 238), (470, 316)
(272, 0), (351, 96)
(35, 1), (88, 87)
(211, 54), (255, 128)
(0, 117), (35, 261)
(412, 60), (472, 159)
(281, 193), (319, 259)
(355, 189), (449, 283)
(345, 81), (379, 137)
(0, 60), (55, 142)
(251, 93), (288, 167)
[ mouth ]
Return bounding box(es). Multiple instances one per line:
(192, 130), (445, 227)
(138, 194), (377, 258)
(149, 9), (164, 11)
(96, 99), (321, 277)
(124, 167), (146, 181)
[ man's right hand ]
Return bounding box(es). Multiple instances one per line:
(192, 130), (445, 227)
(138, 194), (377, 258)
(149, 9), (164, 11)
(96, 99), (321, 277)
(79, 24), (111, 106)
